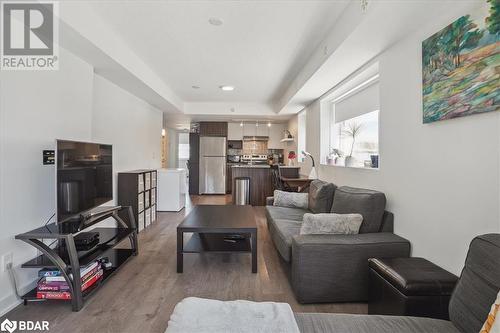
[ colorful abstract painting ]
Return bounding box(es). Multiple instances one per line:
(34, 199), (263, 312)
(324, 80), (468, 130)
(422, 0), (499, 123)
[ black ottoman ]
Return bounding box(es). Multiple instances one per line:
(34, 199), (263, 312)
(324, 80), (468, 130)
(368, 257), (458, 320)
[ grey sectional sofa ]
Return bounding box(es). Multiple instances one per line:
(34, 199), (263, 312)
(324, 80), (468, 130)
(293, 233), (500, 333)
(265, 181), (411, 303)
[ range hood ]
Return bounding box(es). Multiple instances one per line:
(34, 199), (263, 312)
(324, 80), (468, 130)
(243, 136), (269, 141)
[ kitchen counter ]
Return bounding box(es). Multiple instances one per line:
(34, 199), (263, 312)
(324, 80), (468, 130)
(231, 165), (270, 168)
(231, 166), (273, 206)
(157, 168), (186, 211)
(230, 164), (299, 168)
(230, 164), (302, 204)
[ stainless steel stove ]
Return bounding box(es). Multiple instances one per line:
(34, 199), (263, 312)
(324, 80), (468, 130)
(241, 154), (268, 164)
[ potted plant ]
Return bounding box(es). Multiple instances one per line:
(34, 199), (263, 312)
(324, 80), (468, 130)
(288, 151), (296, 166)
(342, 121), (362, 167)
(327, 148), (342, 166)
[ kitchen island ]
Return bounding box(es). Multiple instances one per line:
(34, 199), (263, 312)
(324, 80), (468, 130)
(231, 165), (302, 205)
(231, 165), (273, 206)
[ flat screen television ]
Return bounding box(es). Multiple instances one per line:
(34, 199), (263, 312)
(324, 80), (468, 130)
(56, 140), (113, 223)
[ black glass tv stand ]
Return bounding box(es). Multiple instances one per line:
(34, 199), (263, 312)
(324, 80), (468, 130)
(15, 206), (138, 311)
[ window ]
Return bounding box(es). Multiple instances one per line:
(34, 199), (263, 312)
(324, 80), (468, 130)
(321, 70), (380, 169)
(330, 110), (379, 168)
(178, 143), (189, 160)
(177, 132), (190, 169)
(297, 110), (306, 162)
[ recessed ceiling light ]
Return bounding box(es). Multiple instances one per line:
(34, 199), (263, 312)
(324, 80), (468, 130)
(267, 122), (272, 127)
(192, 85), (200, 89)
(220, 85), (234, 91)
(209, 17), (223, 26)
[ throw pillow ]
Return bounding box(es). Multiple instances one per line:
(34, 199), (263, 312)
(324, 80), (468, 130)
(480, 290), (500, 333)
(308, 180), (337, 213)
(273, 190), (308, 209)
(300, 213), (363, 235)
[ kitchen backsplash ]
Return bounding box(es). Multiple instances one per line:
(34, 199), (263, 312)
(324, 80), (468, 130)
(228, 148), (242, 156)
(228, 147), (283, 156)
(242, 140), (268, 155)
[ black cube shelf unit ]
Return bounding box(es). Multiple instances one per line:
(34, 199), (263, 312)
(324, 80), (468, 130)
(118, 169), (157, 232)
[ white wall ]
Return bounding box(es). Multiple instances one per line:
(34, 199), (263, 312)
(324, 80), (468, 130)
(166, 128), (179, 168)
(0, 48), (94, 314)
(0, 48), (163, 315)
(91, 74), (162, 203)
(301, 4), (500, 275)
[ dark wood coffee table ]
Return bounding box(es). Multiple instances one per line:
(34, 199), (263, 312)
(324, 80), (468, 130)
(177, 205), (257, 273)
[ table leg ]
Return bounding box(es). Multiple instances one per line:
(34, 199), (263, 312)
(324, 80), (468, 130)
(251, 230), (257, 273)
(177, 229), (183, 273)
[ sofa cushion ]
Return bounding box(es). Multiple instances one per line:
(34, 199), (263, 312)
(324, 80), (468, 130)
(308, 180), (336, 213)
(266, 205), (309, 223)
(274, 190), (309, 209)
(294, 313), (460, 333)
(291, 233), (411, 303)
(268, 219), (302, 262)
(331, 186), (386, 233)
(300, 213), (362, 235)
(449, 234), (500, 333)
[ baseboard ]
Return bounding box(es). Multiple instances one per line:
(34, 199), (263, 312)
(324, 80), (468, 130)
(0, 279), (37, 317)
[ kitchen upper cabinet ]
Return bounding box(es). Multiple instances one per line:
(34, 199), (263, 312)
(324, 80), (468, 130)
(256, 125), (269, 137)
(243, 123), (256, 137)
(228, 123), (243, 140)
(199, 122), (228, 137)
(242, 123), (269, 137)
(268, 123), (285, 149)
(227, 140), (243, 149)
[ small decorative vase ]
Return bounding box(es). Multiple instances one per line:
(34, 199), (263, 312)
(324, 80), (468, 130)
(345, 156), (354, 167)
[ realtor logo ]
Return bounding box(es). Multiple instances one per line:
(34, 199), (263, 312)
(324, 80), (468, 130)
(1, 1), (59, 70)
(0, 319), (16, 333)
(0, 318), (49, 332)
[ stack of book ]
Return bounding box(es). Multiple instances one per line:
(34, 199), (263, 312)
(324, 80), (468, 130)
(36, 261), (103, 300)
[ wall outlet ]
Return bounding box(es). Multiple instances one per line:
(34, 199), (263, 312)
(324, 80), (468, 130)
(2, 252), (13, 272)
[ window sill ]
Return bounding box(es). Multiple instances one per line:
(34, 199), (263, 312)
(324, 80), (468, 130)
(320, 163), (379, 171)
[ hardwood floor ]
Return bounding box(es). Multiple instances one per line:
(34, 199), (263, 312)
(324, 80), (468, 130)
(2, 195), (366, 332)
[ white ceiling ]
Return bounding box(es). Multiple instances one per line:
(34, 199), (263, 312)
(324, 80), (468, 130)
(89, 1), (349, 105)
(61, 0), (478, 123)
(277, 0), (479, 114)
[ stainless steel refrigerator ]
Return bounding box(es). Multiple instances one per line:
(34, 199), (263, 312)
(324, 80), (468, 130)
(199, 137), (226, 194)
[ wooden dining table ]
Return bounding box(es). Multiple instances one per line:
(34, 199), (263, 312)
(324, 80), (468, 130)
(280, 176), (313, 192)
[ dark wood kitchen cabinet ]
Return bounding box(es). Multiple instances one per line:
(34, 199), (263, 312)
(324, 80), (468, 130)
(227, 140), (243, 149)
(226, 164), (233, 194)
(188, 162), (199, 195)
(188, 133), (200, 194)
(231, 166), (273, 206)
(199, 122), (228, 137)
